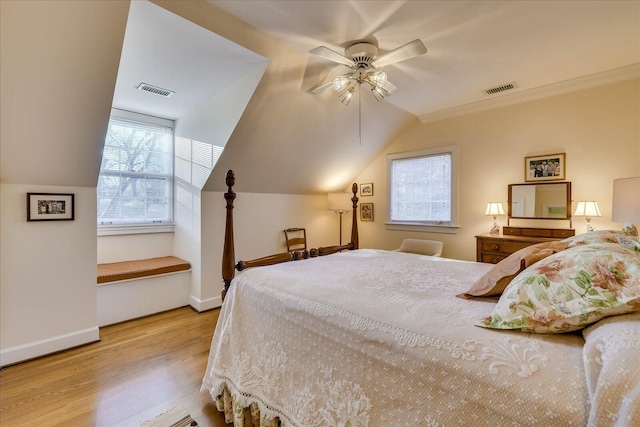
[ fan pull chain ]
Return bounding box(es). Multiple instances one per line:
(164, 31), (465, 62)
(358, 84), (362, 146)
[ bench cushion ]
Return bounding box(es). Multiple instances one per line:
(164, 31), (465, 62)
(97, 256), (191, 284)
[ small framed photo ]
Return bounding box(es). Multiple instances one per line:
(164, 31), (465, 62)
(27, 193), (75, 221)
(525, 153), (565, 182)
(360, 203), (373, 222)
(360, 183), (373, 197)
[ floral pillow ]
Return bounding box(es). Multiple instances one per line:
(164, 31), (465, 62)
(565, 228), (638, 248)
(476, 242), (640, 333)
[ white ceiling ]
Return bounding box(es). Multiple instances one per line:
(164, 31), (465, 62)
(114, 0), (640, 123)
(112, 0), (266, 120)
(110, 0), (639, 194)
(208, 0), (639, 120)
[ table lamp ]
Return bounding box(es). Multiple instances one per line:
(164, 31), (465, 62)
(485, 202), (505, 235)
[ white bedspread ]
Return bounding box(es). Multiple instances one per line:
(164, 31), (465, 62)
(202, 249), (634, 426)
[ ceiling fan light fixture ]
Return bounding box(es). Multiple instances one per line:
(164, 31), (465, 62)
(371, 85), (387, 102)
(368, 71), (388, 88)
(332, 75), (352, 93)
(339, 86), (355, 105)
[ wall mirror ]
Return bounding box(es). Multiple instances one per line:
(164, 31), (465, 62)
(508, 182), (572, 220)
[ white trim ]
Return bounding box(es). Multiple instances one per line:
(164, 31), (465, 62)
(97, 269), (191, 286)
(1, 327), (99, 367)
(110, 108), (174, 129)
(384, 222), (460, 234)
(419, 63), (640, 123)
(97, 223), (175, 236)
(189, 294), (222, 312)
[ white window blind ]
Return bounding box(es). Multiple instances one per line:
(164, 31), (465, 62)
(388, 146), (458, 230)
(97, 117), (173, 225)
(175, 136), (223, 189)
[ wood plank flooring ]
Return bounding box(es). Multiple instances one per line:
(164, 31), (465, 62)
(0, 307), (228, 427)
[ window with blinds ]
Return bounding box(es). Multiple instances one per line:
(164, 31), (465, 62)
(175, 137), (223, 189)
(97, 117), (173, 225)
(388, 147), (457, 226)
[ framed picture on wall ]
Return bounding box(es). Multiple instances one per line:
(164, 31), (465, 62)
(524, 153), (565, 182)
(360, 183), (373, 197)
(360, 203), (373, 221)
(27, 193), (75, 221)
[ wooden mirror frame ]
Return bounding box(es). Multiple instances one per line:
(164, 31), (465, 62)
(508, 181), (572, 220)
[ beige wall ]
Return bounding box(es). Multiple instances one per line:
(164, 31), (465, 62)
(201, 191), (349, 301)
(355, 78), (640, 261)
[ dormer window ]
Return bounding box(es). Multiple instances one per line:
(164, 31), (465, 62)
(97, 110), (174, 229)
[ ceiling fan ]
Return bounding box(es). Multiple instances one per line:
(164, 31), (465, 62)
(310, 39), (427, 105)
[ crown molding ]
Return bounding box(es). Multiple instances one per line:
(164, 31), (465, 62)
(418, 63), (640, 124)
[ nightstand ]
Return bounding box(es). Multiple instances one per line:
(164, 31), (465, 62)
(475, 227), (575, 264)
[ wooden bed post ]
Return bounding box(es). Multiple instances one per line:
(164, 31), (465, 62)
(350, 183), (359, 249)
(221, 170), (236, 302)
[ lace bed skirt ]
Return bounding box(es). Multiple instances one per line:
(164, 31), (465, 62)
(216, 386), (280, 427)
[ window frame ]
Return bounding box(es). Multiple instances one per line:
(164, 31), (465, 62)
(97, 109), (175, 235)
(385, 145), (459, 234)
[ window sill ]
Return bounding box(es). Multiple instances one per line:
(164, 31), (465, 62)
(97, 223), (175, 236)
(384, 221), (460, 234)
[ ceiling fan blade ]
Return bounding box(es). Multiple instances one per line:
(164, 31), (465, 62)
(310, 80), (335, 94)
(371, 39), (427, 68)
(309, 46), (354, 67)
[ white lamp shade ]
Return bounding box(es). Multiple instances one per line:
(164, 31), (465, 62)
(328, 192), (352, 211)
(485, 202), (505, 216)
(574, 201), (601, 217)
(612, 177), (640, 223)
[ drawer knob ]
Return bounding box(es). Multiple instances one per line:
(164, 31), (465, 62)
(491, 244), (499, 251)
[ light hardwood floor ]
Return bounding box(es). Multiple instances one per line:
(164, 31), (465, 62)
(0, 307), (228, 427)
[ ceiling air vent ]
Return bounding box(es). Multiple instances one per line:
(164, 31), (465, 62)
(136, 83), (174, 98)
(484, 82), (517, 95)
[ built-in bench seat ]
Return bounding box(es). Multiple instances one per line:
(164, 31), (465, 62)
(97, 256), (191, 284)
(97, 256), (192, 326)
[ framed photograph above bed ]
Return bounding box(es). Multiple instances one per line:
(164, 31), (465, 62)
(525, 153), (565, 182)
(27, 193), (75, 221)
(360, 203), (373, 221)
(360, 182), (373, 196)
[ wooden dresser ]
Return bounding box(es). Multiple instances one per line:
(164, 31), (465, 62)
(476, 226), (575, 264)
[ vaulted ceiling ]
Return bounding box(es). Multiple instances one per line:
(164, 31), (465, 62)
(153, 0), (640, 194)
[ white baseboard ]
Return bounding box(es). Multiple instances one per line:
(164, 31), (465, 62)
(0, 326), (99, 367)
(189, 294), (222, 312)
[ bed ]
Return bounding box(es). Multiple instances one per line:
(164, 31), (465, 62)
(202, 170), (640, 426)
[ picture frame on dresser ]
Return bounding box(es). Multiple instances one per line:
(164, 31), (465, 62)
(525, 153), (565, 182)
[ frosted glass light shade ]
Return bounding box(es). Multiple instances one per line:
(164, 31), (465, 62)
(612, 177), (640, 223)
(328, 192), (352, 212)
(485, 202), (505, 216)
(574, 201), (601, 217)
(332, 75), (351, 93)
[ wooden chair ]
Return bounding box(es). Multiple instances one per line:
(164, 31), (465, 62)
(284, 228), (307, 252)
(394, 239), (443, 257)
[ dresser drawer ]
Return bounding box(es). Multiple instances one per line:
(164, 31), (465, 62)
(480, 239), (532, 255)
(480, 253), (509, 264)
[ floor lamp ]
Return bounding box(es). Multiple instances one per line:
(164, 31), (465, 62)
(328, 192), (352, 245)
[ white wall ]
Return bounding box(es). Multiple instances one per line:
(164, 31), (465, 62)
(355, 78), (640, 261)
(0, 0), (129, 366)
(0, 184), (99, 366)
(97, 233), (174, 264)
